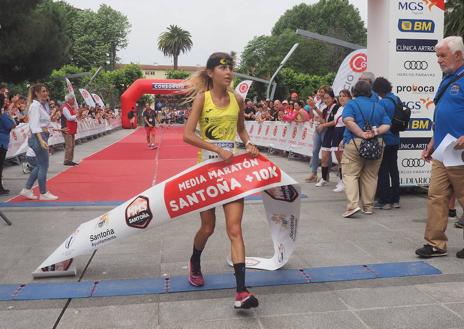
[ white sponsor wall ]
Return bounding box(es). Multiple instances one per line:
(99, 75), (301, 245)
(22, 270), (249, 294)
(368, 0), (444, 186)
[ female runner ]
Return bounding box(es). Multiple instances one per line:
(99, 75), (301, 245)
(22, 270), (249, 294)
(183, 52), (260, 309)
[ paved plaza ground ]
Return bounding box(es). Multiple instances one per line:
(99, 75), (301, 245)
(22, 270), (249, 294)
(1, 127), (464, 329)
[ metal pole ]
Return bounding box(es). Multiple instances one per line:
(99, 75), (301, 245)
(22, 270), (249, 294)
(84, 66), (103, 90)
(266, 43), (299, 100)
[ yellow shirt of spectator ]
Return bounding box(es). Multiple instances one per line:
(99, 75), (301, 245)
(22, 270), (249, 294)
(198, 90), (239, 162)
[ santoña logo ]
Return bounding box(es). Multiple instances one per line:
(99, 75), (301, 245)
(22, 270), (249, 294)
(125, 195), (153, 229)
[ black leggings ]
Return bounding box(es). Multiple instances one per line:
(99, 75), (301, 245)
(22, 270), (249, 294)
(0, 146), (7, 187)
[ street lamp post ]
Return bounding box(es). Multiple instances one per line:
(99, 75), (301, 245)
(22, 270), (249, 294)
(266, 43), (299, 100)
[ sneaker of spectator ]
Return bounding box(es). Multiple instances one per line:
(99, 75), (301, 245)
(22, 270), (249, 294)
(449, 208), (457, 219)
(333, 181), (344, 192)
(374, 202), (392, 210)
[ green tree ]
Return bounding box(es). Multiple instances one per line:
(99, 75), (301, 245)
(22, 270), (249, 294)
(95, 4), (131, 70)
(239, 0), (366, 84)
(157, 25), (193, 70)
(44, 64), (84, 100)
(0, 0), (71, 82)
(166, 70), (190, 79)
(445, 0), (464, 38)
(52, 2), (130, 71)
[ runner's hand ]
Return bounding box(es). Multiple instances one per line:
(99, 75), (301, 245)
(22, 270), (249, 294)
(217, 149), (233, 163)
(246, 143), (259, 158)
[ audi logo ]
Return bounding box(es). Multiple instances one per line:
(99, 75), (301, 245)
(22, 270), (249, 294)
(403, 61), (428, 70)
(401, 158), (426, 167)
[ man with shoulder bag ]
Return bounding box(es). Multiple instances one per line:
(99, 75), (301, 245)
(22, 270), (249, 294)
(415, 36), (464, 258)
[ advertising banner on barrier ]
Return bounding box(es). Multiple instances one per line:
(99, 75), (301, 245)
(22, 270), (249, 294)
(65, 78), (79, 110)
(6, 118), (121, 159)
(37, 154), (301, 272)
(79, 88), (96, 108)
(332, 49), (367, 95)
(91, 93), (105, 108)
(235, 80), (253, 99)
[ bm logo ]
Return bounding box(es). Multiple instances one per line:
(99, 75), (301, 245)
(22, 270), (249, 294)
(408, 118), (432, 131)
(398, 19), (435, 33)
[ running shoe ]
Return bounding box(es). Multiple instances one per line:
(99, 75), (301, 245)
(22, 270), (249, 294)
(234, 290), (259, 309)
(188, 260), (204, 287)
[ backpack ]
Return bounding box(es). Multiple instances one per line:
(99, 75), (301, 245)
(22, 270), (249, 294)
(127, 111), (134, 119)
(385, 96), (411, 132)
(353, 101), (383, 161)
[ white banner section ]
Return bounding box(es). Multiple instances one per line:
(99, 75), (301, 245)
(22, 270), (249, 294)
(91, 93), (105, 108)
(65, 78), (79, 109)
(331, 49), (367, 95)
(6, 118), (122, 159)
(235, 80), (253, 99)
(37, 154), (301, 272)
(79, 88), (96, 108)
(242, 121), (315, 157)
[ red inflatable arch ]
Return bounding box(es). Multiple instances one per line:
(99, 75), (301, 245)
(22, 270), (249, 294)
(120, 79), (186, 128)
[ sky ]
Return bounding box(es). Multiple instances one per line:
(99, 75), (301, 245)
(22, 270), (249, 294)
(64, 0), (368, 67)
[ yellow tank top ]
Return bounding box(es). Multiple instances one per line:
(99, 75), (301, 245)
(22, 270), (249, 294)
(198, 90), (239, 162)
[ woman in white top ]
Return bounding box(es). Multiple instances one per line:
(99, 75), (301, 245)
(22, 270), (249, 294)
(19, 84), (58, 201)
(331, 89), (352, 192)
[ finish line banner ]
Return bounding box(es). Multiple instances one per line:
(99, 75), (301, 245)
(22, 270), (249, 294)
(37, 154), (301, 272)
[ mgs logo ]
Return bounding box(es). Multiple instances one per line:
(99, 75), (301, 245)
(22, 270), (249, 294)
(282, 126), (287, 138)
(125, 196), (153, 229)
(404, 61), (428, 70)
(349, 53), (367, 73)
(265, 125), (270, 136)
(249, 125), (254, 134)
(420, 97), (434, 109)
(257, 125), (262, 135)
(273, 126), (278, 136)
(398, 0), (445, 12)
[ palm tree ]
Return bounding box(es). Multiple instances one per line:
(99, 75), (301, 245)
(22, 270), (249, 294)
(157, 25), (193, 70)
(445, 0), (464, 37)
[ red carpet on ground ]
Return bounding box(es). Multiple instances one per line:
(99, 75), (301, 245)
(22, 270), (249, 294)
(10, 126), (198, 203)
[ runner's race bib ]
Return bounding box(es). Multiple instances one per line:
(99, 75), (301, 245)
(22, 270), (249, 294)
(201, 140), (235, 162)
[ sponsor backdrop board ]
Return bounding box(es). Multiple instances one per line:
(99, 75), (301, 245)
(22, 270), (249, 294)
(369, 0), (444, 186)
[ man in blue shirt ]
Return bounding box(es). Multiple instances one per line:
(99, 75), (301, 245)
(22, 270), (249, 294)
(415, 36), (464, 258)
(373, 77), (401, 210)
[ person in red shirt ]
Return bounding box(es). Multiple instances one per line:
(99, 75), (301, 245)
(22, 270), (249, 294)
(61, 94), (80, 166)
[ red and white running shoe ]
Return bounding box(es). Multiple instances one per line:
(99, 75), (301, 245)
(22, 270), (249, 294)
(188, 260), (204, 287)
(234, 290), (259, 309)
